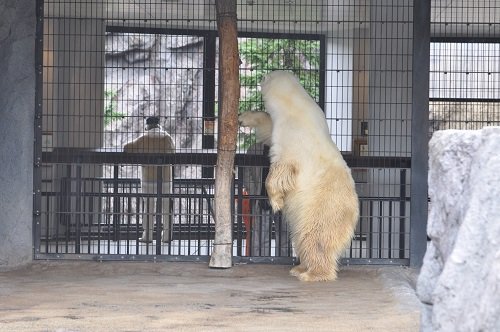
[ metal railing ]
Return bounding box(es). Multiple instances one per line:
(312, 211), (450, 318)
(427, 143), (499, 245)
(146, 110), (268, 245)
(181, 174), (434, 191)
(36, 149), (411, 265)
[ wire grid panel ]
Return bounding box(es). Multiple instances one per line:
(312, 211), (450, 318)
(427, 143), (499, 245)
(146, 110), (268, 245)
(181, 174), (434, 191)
(430, 0), (500, 113)
(429, 43), (500, 135)
(37, 0), (415, 264)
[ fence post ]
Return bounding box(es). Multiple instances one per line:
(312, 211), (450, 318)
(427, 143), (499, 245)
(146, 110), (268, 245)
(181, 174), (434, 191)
(209, 0), (240, 268)
(410, 0), (431, 268)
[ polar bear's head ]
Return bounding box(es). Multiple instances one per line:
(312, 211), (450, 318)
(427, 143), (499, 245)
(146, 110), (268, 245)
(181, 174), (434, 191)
(260, 71), (301, 101)
(238, 111), (272, 145)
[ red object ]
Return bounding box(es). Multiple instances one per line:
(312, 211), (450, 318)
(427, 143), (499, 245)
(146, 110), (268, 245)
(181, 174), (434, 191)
(241, 189), (252, 256)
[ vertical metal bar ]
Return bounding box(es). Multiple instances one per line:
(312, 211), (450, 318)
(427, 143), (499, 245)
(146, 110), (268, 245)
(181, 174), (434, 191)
(44, 193), (50, 253)
(107, 189), (111, 254)
(197, 179), (202, 255)
(236, 167), (244, 257)
(202, 33), (216, 178)
(55, 170), (62, 253)
(388, 201), (393, 259)
(410, 0), (431, 267)
(319, 34), (326, 111)
(187, 186), (192, 255)
(378, 202), (383, 259)
(97, 184), (102, 255)
(126, 185), (132, 255)
(169, 183), (174, 256)
(75, 164), (82, 254)
(268, 206), (272, 257)
(249, 199), (255, 256)
(359, 200), (363, 258)
(156, 164), (162, 255)
(87, 180), (94, 254)
(64, 165), (71, 253)
(399, 169), (407, 259)
(178, 187), (182, 256)
(368, 200), (373, 259)
(167, 176), (173, 255)
(112, 165), (119, 248)
(276, 213), (282, 257)
(349, 222), (354, 259)
(33, 0), (45, 259)
(176, 187), (181, 256)
(168, 192), (174, 255)
(230, 177), (236, 256)
(258, 210), (262, 257)
(145, 191), (150, 256)
(135, 194), (140, 256)
(198, 193), (203, 255)
(202, 32), (216, 149)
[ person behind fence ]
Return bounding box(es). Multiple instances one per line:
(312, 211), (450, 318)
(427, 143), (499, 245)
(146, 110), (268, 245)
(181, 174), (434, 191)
(123, 116), (175, 243)
(239, 111), (290, 257)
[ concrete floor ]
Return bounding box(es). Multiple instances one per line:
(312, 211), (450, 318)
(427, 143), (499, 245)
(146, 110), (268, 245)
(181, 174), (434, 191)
(0, 261), (421, 332)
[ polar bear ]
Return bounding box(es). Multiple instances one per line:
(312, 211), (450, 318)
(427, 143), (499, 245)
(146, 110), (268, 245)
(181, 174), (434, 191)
(261, 71), (359, 281)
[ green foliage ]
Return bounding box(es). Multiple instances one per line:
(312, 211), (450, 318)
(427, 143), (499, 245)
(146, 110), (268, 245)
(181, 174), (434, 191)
(104, 90), (124, 126)
(237, 128), (257, 152)
(239, 38), (320, 112)
(237, 37), (321, 150)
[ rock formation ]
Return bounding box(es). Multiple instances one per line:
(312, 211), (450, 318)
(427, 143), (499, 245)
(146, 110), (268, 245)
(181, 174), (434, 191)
(417, 127), (500, 332)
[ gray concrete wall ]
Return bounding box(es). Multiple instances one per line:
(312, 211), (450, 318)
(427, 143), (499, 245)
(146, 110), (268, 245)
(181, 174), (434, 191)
(0, 0), (35, 268)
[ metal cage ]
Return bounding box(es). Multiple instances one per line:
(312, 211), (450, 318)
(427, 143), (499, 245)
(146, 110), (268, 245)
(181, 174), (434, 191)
(34, 0), (433, 266)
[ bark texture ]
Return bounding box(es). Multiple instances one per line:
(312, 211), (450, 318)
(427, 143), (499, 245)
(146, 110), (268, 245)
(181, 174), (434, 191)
(209, 0), (240, 268)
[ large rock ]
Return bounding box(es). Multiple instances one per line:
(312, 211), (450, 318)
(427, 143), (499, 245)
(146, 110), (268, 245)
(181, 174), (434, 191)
(417, 127), (500, 332)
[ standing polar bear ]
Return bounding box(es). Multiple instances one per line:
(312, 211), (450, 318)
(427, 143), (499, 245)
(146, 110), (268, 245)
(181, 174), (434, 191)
(261, 71), (359, 281)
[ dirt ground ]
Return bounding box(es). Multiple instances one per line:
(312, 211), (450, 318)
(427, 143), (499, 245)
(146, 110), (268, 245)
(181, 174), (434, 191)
(0, 261), (421, 332)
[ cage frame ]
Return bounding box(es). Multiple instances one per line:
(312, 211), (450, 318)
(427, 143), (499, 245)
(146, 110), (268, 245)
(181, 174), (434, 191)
(32, 0), (431, 267)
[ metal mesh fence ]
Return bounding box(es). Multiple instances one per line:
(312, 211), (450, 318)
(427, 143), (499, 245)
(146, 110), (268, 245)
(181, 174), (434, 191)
(430, 2), (500, 135)
(36, 0), (417, 264)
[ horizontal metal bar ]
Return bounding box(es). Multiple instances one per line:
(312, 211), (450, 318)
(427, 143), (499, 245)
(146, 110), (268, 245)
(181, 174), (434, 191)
(35, 253), (409, 266)
(43, 150), (219, 165)
(41, 191), (410, 203)
(107, 25), (216, 37)
(107, 25), (324, 41)
(430, 97), (500, 103)
(235, 257), (409, 266)
(35, 253), (210, 263)
(42, 150), (411, 169)
(341, 258), (409, 266)
(41, 192), (214, 199)
(233, 256), (297, 265)
(431, 36), (500, 43)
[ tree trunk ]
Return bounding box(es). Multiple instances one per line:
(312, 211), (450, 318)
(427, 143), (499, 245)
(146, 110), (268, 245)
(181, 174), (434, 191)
(209, 0), (240, 268)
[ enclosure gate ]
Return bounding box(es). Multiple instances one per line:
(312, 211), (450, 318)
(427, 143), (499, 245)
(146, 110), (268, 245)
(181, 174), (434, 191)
(34, 0), (431, 266)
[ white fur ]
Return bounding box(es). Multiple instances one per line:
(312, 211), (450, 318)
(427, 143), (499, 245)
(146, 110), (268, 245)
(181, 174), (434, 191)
(261, 71), (341, 172)
(238, 111), (272, 145)
(261, 71), (359, 281)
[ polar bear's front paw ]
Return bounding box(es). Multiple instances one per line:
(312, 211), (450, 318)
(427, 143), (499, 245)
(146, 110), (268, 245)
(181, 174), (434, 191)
(269, 197), (284, 212)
